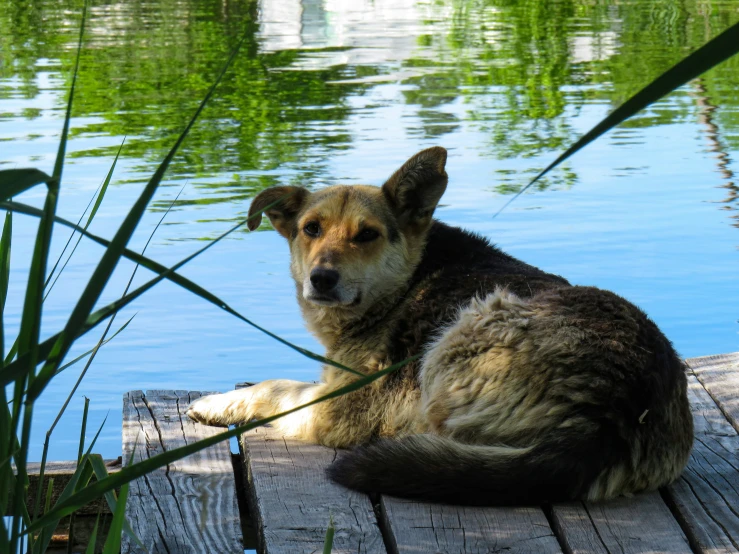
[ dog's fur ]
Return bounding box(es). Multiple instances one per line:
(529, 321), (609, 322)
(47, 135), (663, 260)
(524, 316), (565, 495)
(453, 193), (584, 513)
(187, 147), (693, 505)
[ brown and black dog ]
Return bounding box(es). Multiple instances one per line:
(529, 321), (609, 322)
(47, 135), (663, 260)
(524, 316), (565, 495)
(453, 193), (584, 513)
(187, 146), (693, 505)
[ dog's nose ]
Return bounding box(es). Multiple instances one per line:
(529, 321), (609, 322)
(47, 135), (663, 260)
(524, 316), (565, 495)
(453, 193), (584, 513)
(310, 268), (340, 293)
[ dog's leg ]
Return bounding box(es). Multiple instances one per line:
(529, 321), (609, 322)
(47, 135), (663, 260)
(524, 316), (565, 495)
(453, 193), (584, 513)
(186, 380), (323, 440)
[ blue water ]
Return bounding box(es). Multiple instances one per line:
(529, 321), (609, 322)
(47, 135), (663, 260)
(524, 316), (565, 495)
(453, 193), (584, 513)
(1, 0), (738, 465)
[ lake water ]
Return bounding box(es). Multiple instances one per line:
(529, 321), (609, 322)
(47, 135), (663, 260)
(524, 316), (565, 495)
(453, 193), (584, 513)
(1, 0), (738, 465)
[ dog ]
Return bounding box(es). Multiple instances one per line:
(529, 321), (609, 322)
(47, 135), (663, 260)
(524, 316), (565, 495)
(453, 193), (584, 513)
(187, 146), (693, 505)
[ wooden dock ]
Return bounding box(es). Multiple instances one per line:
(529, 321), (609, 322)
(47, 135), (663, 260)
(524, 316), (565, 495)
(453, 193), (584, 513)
(18, 352), (739, 553)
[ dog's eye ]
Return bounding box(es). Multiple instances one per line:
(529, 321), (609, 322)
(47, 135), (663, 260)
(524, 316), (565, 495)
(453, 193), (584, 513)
(303, 222), (320, 237)
(354, 228), (380, 243)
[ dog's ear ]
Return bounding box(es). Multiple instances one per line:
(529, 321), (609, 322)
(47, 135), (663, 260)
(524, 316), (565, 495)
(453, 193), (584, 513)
(381, 146), (448, 230)
(248, 186), (310, 238)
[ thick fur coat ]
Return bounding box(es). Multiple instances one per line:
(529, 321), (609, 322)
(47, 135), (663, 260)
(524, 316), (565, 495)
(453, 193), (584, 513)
(187, 147), (693, 505)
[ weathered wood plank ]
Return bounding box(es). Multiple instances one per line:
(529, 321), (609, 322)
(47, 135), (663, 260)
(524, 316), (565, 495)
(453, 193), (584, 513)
(551, 493), (691, 554)
(122, 390), (242, 554)
(663, 374), (739, 553)
(240, 424), (386, 554)
(690, 352), (739, 433)
(380, 497), (561, 554)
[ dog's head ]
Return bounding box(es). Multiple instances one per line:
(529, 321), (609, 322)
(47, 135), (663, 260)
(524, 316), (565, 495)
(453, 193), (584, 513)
(247, 147), (447, 313)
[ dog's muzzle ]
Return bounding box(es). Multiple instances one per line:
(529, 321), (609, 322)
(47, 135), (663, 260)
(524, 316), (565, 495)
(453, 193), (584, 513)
(310, 267), (340, 295)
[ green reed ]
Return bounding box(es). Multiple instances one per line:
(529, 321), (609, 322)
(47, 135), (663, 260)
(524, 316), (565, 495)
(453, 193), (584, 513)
(2, 3), (739, 552)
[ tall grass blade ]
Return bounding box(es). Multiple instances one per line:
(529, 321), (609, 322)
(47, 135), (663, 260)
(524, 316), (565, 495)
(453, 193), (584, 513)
(30, 395), (91, 524)
(54, 314), (135, 376)
(78, 396), (90, 463)
(28, 25), (249, 413)
(86, 138), (124, 226)
(44, 477), (54, 515)
(101, 481), (128, 554)
(4, 339), (16, 366)
(3, 316), (134, 405)
(0, 210), (11, 361)
(0, 169), (52, 202)
(33, 414), (107, 553)
(44, 179), (100, 294)
(26, 353), (419, 532)
(84, 512), (101, 554)
(51, 1), (86, 184)
(323, 516), (335, 554)
(493, 19), (739, 218)
(0, 211), (12, 521)
(63, 397), (90, 554)
(10, 182), (60, 550)
(9, 2), (86, 548)
(45, 137), (125, 297)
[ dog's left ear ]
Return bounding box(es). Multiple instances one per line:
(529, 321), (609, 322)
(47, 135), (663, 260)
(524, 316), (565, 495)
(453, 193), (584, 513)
(382, 146), (447, 230)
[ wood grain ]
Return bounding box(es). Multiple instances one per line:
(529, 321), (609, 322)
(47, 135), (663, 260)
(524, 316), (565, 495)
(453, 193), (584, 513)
(551, 492), (691, 554)
(380, 497), (561, 554)
(663, 374), (739, 553)
(689, 352), (739, 433)
(122, 390), (242, 554)
(240, 424), (386, 554)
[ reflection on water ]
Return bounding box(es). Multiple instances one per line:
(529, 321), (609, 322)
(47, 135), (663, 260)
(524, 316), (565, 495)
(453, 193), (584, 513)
(693, 78), (739, 228)
(1, 0), (739, 462)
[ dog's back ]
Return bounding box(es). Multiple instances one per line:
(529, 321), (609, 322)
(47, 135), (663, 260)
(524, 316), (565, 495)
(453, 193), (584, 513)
(329, 222), (693, 505)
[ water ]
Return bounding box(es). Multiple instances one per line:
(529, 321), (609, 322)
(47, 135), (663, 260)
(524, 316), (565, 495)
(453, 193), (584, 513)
(1, 0), (738, 464)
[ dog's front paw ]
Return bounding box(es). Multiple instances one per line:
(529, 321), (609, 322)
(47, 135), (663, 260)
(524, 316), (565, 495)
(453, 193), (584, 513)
(187, 393), (239, 427)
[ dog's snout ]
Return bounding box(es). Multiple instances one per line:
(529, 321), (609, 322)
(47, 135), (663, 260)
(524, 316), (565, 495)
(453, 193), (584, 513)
(310, 268), (340, 293)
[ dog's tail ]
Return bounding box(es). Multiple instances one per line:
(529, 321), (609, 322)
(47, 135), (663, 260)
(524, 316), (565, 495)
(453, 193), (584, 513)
(327, 432), (616, 505)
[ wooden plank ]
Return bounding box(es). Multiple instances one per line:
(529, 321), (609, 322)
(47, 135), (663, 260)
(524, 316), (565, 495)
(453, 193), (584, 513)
(551, 493), (691, 554)
(663, 374), (739, 553)
(122, 390), (242, 554)
(379, 497), (561, 553)
(240, 424), (386, 554)
(689, 352), (739, 433)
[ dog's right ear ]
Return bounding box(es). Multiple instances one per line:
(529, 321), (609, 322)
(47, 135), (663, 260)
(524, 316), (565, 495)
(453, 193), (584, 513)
(247, 186), (310, 238)
(382, 146), (448, 231)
